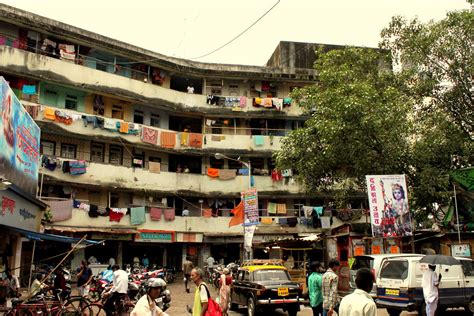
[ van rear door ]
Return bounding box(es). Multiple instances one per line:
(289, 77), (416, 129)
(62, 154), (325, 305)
(377, 259), (410, 299)
(350, 256), (374, 290)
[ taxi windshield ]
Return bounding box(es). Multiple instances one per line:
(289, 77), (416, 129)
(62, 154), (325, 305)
(254, 269), (290, 282)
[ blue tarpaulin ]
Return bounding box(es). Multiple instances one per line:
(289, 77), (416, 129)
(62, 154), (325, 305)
(3, 225), (102, 245)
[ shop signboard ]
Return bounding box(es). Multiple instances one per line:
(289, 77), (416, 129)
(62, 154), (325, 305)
(91, 233), (133, 241)
(366, 175), (413, 238)
(451, 244), (471, 257)
(135, 230), (174, 243)
(0, 77), (40, 196)
(0, 189), (41, 231)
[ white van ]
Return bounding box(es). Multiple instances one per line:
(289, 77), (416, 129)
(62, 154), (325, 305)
(375, 255), (474, 316)
(349, 254), (422, 298)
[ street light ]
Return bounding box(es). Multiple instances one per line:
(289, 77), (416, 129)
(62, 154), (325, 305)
(214, 153), (252, 260)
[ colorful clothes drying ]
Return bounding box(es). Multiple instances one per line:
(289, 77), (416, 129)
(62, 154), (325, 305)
(160, 131), (176, 148)
(207, 168), (219, 178)
(150, 208), (162, 221)
(130, 207), (146, 225)
(141, 126), (159, 145)
(189, 133), (203, 148)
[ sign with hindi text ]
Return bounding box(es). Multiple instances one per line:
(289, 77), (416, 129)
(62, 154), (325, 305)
(366, 175), (412, 238)
(0, 77), (40, 196)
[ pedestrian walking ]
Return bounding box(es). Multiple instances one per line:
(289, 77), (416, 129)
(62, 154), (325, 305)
(76, 259), (93, 297)
(218, 268), (232, 315)
(189, 267), (209, 316)
(183, 256), (194, 293)
(322, 259), (340, 316)
(308, 261), (323, 316)
(338, 267), (376, 316)
(422, 264), (439, 316)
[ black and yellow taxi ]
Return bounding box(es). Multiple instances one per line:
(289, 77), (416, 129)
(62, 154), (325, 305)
(228, 260), (306, 316)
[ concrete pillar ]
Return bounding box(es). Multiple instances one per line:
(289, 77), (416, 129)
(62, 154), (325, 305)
(12, 236), (23, 275)
(289, 42), (295, 71)
(163, 247), (167, 267)
(117, 241), (123, 267)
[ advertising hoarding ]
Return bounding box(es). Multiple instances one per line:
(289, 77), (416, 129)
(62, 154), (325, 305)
(0, 77), (40, 196)
(366, 175), (413, 238)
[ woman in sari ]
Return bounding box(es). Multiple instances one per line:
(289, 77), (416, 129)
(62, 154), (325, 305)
(218, 268), (232, 315)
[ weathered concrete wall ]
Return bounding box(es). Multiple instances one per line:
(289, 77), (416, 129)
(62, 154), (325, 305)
(0, 46), (306, 118)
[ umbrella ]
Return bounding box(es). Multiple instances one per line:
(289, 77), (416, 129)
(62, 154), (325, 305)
(419, 254), (460, 265)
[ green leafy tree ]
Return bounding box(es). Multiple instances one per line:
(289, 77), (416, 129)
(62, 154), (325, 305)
(275, 47), (413, 207)
(380, 10), (473, 139)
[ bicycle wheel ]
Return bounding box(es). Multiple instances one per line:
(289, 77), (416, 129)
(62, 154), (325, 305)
(86, 303), (107, 316)
(63, 296), (90, 313)
(6, 308), (35, 316)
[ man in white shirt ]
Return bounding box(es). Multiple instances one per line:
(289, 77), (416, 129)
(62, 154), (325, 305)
(422, 264), (439, 316)
(338, 268), (377, 316)
(103, 264), (129, 316)
(187, 85), (194, 94)
(131, 278), (168, 316)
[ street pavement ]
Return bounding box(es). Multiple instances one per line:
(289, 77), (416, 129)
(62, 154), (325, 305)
(165, 279), (469, 316)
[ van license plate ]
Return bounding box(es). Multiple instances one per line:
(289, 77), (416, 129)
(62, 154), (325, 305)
(385, 289), (399, 296)
(278, 288), (289, 296)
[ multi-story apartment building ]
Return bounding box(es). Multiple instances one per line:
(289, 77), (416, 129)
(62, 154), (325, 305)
(0, 4), (338, 271)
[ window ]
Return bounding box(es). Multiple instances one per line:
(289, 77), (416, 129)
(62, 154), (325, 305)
(65, 94), (78, 110)
(149, 156), (162, 163)
(150, 113), (160, 127)
(250, 158), (264, 170)
(89, 190), (100, 204)
(96, 62), (107, 72)
(134, 110), (144, 124)
(40, 140), (56, 156)
(210, 157), (224, 169)
(90, 142), (105, 163)
(228, 157), (242, 170)
(109, 145), (123, 165)
(112, 105), (123, 119)
(254, 270), (290, 282)
(44, 89), (58, 105)
(61, 143), (76, 159)
(109, 192), (119, 208)
(380, 261), (409, 279)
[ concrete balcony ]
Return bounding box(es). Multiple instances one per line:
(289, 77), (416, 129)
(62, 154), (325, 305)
(41, 162), (302, 196)
(0, 46), (303, 117)
(32, 103), (283, 153)
(48, 208), (318, 236)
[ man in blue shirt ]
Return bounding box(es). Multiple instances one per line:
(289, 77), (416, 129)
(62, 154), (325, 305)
(308, 261), (323, 316)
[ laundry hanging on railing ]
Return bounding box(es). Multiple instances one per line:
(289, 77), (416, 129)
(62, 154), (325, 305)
(150, 207), (162, 221)
(58, 44), (76, 62)
(69, 160), (87, 175)
(141, 126), (159, 145)
(163, 208), (175, 221)
(218, 169), (237, 180)
(109, 208), (127, 222)
(188, 133), (203, 148)
(130, 207), (146, 225)
(160, 131), (176, 148)
(44, 199), (73, 222)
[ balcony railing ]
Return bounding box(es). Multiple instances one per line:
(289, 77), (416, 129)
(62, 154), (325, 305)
(26, 101), (284, 152)
(0, 45), (303, 116)
(40, 161), (301, 195)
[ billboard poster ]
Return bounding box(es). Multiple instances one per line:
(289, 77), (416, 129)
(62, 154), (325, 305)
(366, 175), (413, 238)
(451, 244), (471, 257)
(241, 188), (258, 252)
(0, 77), (40, 196)
(241, 188), (259, 226)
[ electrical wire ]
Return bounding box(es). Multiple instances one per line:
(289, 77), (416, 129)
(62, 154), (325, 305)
(115, 0), (280, 65)
(189, 0), (280, 60)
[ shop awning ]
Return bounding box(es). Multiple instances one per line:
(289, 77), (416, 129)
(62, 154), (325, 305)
(4, 225), (103, 245)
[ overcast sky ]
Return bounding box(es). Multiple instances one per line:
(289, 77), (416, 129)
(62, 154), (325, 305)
(1, 0), (470, 66)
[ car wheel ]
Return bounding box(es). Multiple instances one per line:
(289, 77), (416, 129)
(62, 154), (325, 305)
(247, 296), (256, 316)
(387, 308), (400, 316)
(469, 296), (474, 314)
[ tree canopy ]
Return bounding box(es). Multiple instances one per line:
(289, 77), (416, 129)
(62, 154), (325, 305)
(276, 10), (473, 216)
(380, 10), (473, 139)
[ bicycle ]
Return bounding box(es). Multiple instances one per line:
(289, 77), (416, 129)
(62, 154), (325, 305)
(5, 291), (91, 316)
(85, 293), (135, 316)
